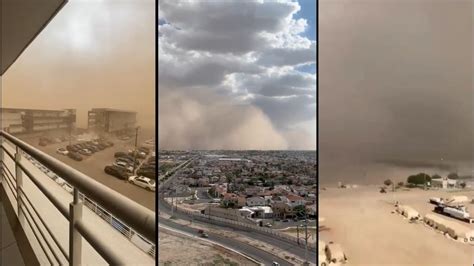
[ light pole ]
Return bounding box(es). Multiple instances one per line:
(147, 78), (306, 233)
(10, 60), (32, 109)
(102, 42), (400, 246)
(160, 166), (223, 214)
(133, 126), (140, 174)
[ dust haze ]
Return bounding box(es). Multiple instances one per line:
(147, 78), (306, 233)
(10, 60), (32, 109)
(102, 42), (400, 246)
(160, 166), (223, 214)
(158, 89), (288, 150)
(320, 0), (473, 183)
(1, 0), (155, 132)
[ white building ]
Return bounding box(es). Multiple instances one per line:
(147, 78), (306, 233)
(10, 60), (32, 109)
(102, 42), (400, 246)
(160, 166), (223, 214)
(246, 196), (266, 207)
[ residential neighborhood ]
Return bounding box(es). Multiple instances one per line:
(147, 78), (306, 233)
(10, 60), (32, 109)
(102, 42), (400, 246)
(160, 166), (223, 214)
(160, 150), (317, 227)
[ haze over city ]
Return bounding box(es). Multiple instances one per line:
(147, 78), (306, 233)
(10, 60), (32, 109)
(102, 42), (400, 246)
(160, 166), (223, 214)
(1, 0), (155, 130)
(158, 0), (316, 150)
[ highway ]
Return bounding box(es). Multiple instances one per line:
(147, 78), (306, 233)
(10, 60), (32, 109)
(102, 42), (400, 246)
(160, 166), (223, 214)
(158, 158), (316, 265)
(159, 217), (287, 265)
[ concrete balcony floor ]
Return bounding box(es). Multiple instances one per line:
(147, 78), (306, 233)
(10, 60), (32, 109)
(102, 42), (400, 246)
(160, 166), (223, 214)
(1, 196), (25, 266)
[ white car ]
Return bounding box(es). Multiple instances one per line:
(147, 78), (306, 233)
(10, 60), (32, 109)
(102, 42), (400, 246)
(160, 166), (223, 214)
(56, 148), (69, 155)
(129, 176), (155, 191)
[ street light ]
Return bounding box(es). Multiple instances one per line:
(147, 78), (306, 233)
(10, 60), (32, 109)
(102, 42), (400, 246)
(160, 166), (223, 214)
(133, 126), (140, 173)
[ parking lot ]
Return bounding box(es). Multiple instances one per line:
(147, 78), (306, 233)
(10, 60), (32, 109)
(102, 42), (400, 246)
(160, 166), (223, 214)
(18, 134), (156, 211)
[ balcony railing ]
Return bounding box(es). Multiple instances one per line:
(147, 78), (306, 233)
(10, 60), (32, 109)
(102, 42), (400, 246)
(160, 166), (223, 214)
(0, 130), (156, 265)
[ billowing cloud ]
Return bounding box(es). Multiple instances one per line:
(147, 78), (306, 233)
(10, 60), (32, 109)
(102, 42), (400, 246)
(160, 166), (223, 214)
(159, 0), (316, 150)
(158, 90), (288, 150)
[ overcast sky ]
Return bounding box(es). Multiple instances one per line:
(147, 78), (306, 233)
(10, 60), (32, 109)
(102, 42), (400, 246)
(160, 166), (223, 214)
(2, 0), (155, 130)
(158, 0), (316, 150)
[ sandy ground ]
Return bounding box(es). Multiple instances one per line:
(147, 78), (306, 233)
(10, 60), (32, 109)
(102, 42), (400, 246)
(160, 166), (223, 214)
(158, 229), (257, 266)
(319, 186), (474, 265)
(18, 135), (156, 210)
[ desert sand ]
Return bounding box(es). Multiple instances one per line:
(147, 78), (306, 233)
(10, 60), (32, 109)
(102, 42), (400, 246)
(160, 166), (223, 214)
(158, 229), (257, 266)
(319, 186), (474, 265)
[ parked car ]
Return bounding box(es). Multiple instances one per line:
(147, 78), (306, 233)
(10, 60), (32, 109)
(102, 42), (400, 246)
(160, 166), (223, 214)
(128, 176), (156, 191)
(86, 145), (99, 153)
(116, 157), (135, 166)
(104, 166), (129, 180)
(78, 149), (92, 156)
(118, 155), (139, 164)
(128, 149), (147, 159)
(67, 152), (83, 161)
(138, 147), (150, 154)
(56, 148), (69, 155)
(137, 168), (156, 179)
(114, 152), (128, 158)
(113, 161), (133, 173)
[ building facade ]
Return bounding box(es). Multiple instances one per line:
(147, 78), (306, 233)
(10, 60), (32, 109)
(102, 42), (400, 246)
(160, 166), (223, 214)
(1, 108), (76, 134)
(88, 108), (137, 134)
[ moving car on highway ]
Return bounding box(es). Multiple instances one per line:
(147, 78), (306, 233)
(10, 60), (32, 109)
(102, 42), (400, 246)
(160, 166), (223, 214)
(197, 229), (208, 238)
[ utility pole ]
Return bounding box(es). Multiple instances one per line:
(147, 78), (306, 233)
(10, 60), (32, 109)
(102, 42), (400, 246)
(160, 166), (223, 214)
(171, 196), (174, 217)
(133, 126), (140, 174)
(304, 214), (308, 265)
(296, 224), (300, 245)
(69, 123), (72, 146)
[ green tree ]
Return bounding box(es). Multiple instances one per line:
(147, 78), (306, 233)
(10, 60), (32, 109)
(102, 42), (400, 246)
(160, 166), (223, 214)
(460, 182), (466, 189)
(431, 174), (442, 179)
(407, 173), (431, 185)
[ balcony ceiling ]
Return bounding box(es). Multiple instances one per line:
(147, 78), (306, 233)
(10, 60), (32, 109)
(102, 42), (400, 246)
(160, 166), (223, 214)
(1, 0), (67, 75)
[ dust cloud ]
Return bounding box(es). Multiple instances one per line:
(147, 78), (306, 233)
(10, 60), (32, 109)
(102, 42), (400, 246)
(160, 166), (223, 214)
(1, 0), (155, 132)
(158, 89), (288, 150)
(319, 0), (473, 183)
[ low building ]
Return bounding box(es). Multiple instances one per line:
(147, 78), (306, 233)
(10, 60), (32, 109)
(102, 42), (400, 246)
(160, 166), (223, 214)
(1, 108), (76, 134)
(286, 194), (306, 207)
(271, 202), (293, 219)
(241, 206), (273, 219)
(88, 108), (137, 135)
(203, 206), (256, 225)
(246, 196), (266, 207)
(431, 177), (457, 189)
(221, 193), (246, 208)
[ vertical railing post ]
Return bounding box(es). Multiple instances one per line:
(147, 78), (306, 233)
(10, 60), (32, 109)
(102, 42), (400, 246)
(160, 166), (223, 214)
(0, 136), (4, 183)
(69, 188), (83, 265)
(15, 146), (24, 222)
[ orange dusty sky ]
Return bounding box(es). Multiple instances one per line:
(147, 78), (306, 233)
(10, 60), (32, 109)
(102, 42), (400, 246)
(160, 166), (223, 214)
(1, 0), (155, 129)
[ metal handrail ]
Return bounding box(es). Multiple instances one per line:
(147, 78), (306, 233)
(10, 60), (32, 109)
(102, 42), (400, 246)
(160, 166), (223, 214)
(0, 130), (156, 243)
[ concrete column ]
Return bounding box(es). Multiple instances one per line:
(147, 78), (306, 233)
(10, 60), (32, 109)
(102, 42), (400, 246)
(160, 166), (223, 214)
(69, 189), (83, 265)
